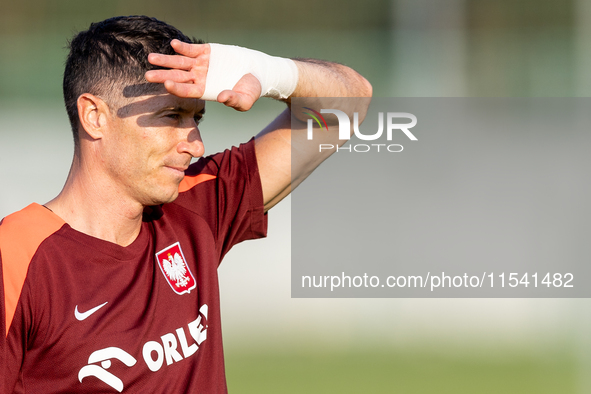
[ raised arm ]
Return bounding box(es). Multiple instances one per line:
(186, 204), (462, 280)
(255, 59), (372, 210)
(145, 40), (372, 210)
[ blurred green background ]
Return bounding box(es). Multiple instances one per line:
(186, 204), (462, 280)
(0, 0), (589, 393)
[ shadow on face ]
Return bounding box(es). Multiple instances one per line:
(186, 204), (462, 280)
(116, 93), (202, 127)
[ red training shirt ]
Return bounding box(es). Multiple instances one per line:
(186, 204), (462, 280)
(0, 139), (267, 393)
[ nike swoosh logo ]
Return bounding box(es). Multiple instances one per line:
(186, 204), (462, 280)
(75, 301), (108, 321)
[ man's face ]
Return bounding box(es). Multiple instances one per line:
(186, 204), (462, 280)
(100, 90), (205, 206)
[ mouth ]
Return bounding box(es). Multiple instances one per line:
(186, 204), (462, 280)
(164, 165), (188, 178)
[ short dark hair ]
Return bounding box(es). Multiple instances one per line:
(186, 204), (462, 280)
(63, 16), (200, 145)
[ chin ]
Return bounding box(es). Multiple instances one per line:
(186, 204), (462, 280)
(145, 188), (179, 206)
(160, 190), (180, 204)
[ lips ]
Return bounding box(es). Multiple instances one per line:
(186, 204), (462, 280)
(164, 165), (188, 179)
(165, 165), (188, 173)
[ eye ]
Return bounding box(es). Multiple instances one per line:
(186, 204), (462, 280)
(165, 113), (181, 121)
(194, 115), (204, 125)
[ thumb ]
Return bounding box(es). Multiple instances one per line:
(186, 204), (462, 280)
(217, 91), (254, 112)
(217, 73), (261, 111)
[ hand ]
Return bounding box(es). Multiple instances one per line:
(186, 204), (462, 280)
(145, 39), (261, 111)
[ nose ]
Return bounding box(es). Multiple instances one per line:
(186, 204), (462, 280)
(177, 126), (205, 158)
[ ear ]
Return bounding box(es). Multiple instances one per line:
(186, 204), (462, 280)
(77, 93), (110, 140)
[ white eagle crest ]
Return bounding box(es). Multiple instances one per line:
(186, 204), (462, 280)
(162, 252), (190, 288)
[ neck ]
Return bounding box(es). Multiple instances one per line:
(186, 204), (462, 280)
(46, 155), (144, 247)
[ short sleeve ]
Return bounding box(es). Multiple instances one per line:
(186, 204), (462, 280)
(172, 137), (268, 259)
(0, 240), (24, 393)
(0, 250), (6, 389)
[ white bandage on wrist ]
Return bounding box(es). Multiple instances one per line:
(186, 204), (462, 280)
(201, 43), (299, 101)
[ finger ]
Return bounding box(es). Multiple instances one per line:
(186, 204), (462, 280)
(163, 80), (205, 99)
(145, 69), (196, 84)
(218, 90), (254, 112)
(148, 53), (196, 70)
(217, 74), (261, 111)
(232, 73), (262, 99)
(170, 39), (210, 58)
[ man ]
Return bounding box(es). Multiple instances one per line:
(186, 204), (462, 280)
(0, 15), (371, 392)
